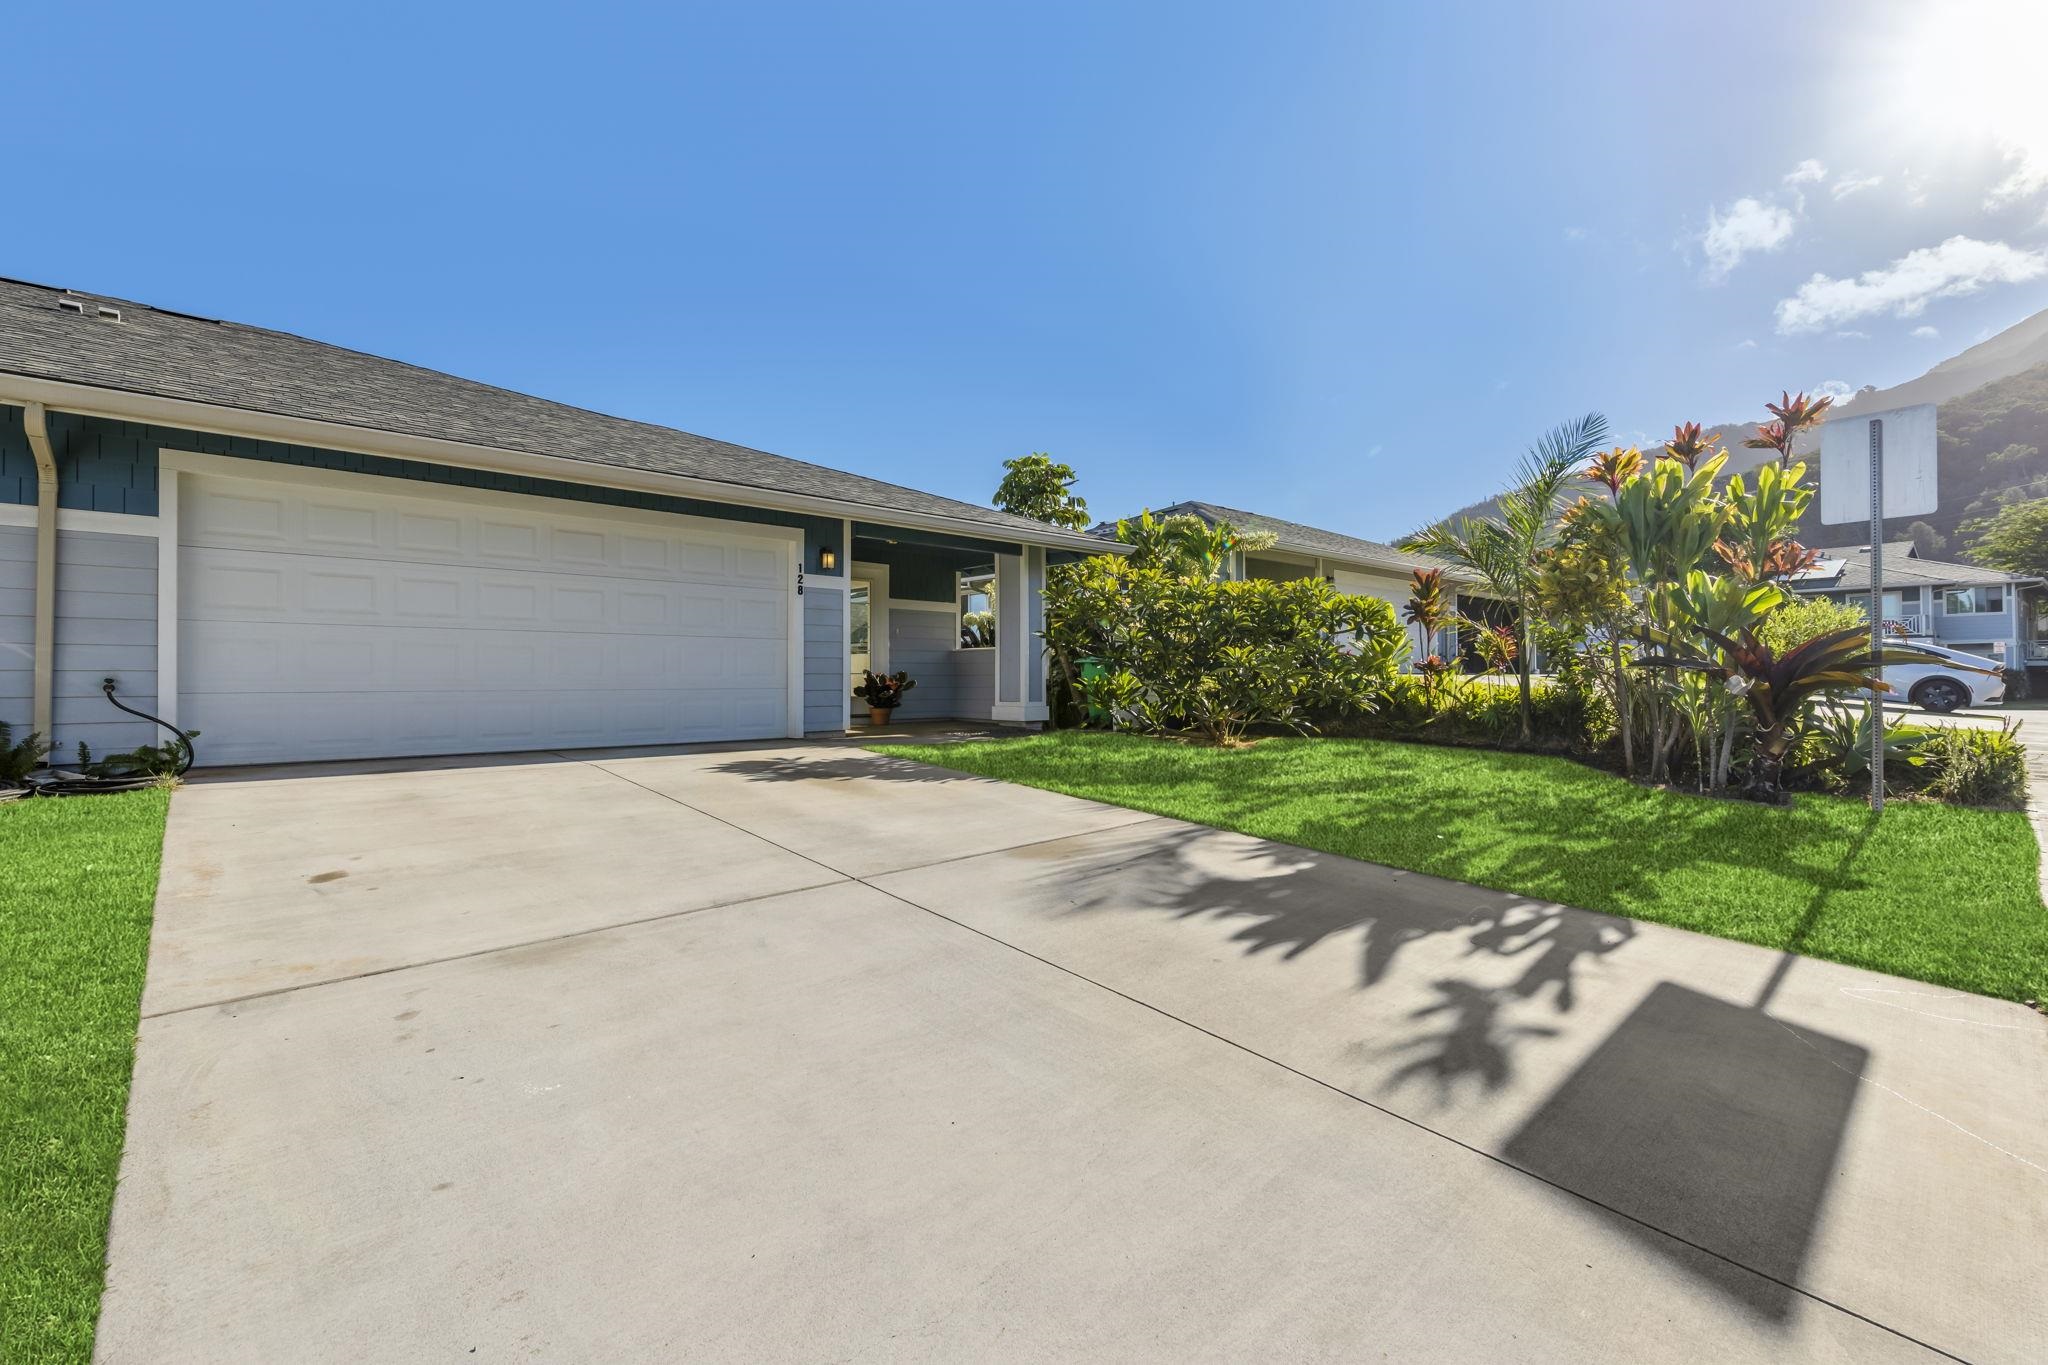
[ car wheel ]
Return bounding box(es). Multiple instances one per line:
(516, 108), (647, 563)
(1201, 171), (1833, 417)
(1913, 677), (1968, 713)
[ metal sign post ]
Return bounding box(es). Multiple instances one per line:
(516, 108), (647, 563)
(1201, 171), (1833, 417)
(1867, 418), (1884, 813)
(1824, 401), (1936, 814)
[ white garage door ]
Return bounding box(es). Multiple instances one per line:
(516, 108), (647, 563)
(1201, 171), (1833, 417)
(175, 465), (796, 765)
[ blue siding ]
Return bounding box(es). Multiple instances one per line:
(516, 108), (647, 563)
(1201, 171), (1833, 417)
(0, 526), (158, 756)
(803, 589), (845, 733)
(0, 406), (845, 572)
(890, 606), (992, 721)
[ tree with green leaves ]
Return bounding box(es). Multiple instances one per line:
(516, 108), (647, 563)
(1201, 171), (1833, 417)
(1113, 508), (1275, 580)
(1401, 411), (1611, 741)
(993, 453), (1090, 531)
(1964, 497), (2048, 579)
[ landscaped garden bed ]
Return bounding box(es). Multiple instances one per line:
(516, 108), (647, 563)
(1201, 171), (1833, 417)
(882, 731), (2048, 1003)
(0, 788), (169, 1363)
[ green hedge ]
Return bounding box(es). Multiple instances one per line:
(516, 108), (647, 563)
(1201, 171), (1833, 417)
(1320, 675), (1608, 751)
(1327, 679), (2027, 809)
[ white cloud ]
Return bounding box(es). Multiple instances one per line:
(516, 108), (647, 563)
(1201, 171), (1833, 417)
(1773, 235), (2048, 333)
(1563, 226), (1587, 242)
(1784, 159), (1828, 186)
(1911, 325), (1940, 339)
(1831, 173), (1883, 200)
(1813, 380), (1857, 405)
(1366, 443), (1384, 458)
(1832, 330), (1870, 340)
(1737, 338), (1758, 350)
(1701, 197), (1798, 278)
(1987, 148), (2048, 210)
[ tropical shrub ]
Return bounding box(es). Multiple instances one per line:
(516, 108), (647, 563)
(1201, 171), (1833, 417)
(1756, 595), (1866, 654)
(0, 720), (50, 785)
(1912, 722), (2028, 807)
(1788, 703), (1930, 791)
(1046, 558), (1403, 744)
(1637, 624), (1947, 803)
(1110, 508), (1276, 580)
(73, 734), (197, 780)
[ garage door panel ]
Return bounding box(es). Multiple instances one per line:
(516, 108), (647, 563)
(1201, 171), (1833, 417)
(187, 487), (290, 546)
(179, 473), (795, 763)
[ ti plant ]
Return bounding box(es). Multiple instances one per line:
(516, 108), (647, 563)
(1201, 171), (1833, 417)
(1741, 390), (1835, 468)
(1662, 423), (1720, 471)
(1714, 459), (1818, 584)
(1474, 624), (1519, 674)
(1402, 567), (1461, 711)
(1635, 624), (1945, 803)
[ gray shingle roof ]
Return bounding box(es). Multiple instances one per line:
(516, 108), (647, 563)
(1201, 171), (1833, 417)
(0, 276), (1094, 547)
(1793, 542), (2032, 592)
(1091, 500), (1455, 577)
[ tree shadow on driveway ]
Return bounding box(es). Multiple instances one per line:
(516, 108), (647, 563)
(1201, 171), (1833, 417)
(1030, 819), (1870, 1324)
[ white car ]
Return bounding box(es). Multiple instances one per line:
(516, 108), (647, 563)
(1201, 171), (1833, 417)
(1883, 642), (2006, 713)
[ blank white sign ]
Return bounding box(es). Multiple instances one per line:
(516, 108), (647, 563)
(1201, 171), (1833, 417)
(1819, 402), (1938, 523)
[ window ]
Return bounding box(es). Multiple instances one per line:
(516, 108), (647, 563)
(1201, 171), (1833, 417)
(958, 571), (995, 649)
(1941, 585), (2006, 615)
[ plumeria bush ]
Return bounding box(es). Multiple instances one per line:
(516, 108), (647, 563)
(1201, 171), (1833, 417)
(1045, 557), (1403, 745)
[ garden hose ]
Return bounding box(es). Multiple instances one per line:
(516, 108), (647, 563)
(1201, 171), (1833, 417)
(96, 678), (199, 777)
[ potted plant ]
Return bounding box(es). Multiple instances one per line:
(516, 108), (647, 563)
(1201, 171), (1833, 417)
(853, 669), (916, 726)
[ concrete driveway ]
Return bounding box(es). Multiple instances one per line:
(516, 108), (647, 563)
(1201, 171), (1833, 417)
(100, 741), (2047, 1362)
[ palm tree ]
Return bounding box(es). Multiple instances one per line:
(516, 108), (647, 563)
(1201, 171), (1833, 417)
(1401, 412), (1611, 740)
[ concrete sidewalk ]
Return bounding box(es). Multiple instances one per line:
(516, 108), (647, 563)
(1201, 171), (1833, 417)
(97, 742), (2048, 1362)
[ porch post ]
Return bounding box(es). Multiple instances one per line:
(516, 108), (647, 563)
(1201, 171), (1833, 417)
(991, 548), (1049, 725)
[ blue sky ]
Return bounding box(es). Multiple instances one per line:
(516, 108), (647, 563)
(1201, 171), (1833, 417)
(8, 1), (2048, 539)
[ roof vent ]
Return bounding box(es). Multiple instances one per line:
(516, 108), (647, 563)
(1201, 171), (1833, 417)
(95, 305), (122, 322)
(57, 297), (84, 315)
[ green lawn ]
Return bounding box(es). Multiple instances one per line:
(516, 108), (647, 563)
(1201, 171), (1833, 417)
(1, 789), (169, 1365)
(882, 732), (2048, 1002)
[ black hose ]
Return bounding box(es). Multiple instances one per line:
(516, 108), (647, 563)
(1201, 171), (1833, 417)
(97, 677), (198, 777)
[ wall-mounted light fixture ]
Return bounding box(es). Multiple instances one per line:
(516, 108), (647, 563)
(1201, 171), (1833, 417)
(819, 547), (838, 571)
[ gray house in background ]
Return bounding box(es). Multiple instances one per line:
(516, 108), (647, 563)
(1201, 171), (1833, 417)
(0, 278), (1107, 767)
(1788, 541), (2044, 677)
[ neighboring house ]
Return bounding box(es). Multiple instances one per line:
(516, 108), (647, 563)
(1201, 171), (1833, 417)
(0, 278), (1108, 767)
(1788, 541), (2046, 678)
(1090, 501), (1470, 665)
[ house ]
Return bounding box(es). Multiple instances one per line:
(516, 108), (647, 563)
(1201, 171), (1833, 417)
(0, 278), (1110, 767)
(1788, 541), (2045, 677)
(1090, 501), (1470, 663)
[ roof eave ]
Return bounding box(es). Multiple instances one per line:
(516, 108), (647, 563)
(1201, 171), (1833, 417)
(0, 372), (1115, 556)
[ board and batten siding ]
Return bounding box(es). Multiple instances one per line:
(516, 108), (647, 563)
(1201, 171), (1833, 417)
(0, 526), (159, 756)
(803, 588), (846, 733)
(889, 603), (989, 721)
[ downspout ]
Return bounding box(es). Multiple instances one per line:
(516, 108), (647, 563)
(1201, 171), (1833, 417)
(22, 402), (57, 743)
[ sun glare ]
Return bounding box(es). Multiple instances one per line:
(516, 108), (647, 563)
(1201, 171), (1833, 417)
(1863, 1), (2048, 197)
